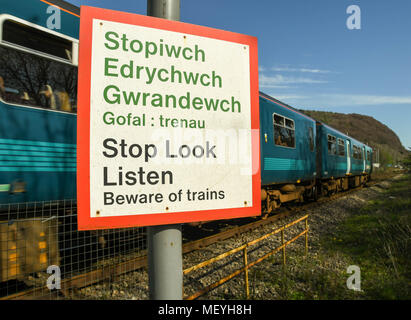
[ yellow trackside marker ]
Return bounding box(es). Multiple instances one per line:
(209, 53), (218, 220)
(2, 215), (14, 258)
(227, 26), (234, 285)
(39, 253), (47, 264)
(40, 232), (45, 237)
(9, 253), (17, 262)
(9, 265), (18, 277)
(39, 241), (47, 250)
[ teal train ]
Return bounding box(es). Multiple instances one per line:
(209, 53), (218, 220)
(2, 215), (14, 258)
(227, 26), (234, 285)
(259, 93), (372, 213)
(0, 0), (372, 208)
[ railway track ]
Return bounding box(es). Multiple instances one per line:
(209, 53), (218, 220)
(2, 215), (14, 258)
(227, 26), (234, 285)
(1, 181), (378, 300)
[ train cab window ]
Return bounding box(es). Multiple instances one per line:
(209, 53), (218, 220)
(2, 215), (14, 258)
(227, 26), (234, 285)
(367, 150), (371, 161)
(338, 138), (345, 156)
(0, 20), (77, 112)
(2, 19), (73, 62)
(327, 135), (337, 155)
(273, 114), (295, 148)
(308, 127), (314, 152)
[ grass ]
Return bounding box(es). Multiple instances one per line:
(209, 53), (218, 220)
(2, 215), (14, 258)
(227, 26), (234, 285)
(371, 167), (402, 182)
(322, 175), (411, 299)
(254, 173), (411, 300)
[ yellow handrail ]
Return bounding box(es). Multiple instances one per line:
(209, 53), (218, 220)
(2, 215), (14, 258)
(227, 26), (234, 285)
(183, 214), (309, 300)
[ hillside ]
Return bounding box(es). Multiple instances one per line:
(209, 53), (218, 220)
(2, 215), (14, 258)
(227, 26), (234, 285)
(299, 110), (408, 166)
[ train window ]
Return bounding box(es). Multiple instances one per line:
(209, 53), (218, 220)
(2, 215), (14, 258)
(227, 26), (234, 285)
(327, 135), (337, 155)
(308, 127), (314, 152)
(274, 114), (284, 126)
(285, 118), (294, 129)
(367, 150), (370, 161)
(353, 145), (360, 159)
(0, 45), (77, 112)
(2, 19), (73, 62)
(338, 138), (345, 156)
(273, 114), (295, 148)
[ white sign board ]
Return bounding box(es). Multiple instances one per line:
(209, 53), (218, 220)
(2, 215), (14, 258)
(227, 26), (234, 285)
(77, 6), (260, 229)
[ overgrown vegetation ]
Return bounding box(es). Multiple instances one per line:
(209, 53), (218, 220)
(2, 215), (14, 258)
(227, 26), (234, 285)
(253, 171), (411, 300)
(372, 166), (404, 182)
(320, 175), (411, 299)
(401, 156), (411, 171)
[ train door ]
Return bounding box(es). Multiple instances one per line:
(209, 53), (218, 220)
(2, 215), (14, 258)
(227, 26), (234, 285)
(346, 140), (351, 174)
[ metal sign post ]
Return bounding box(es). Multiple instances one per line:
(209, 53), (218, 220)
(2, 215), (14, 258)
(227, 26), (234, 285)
(146, 0), (182, 300)
(148, 224), (182, 299)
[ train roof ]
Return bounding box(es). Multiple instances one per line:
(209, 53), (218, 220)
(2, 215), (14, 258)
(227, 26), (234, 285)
(44, 0), (80, 15)
(259, 92), (372, 150)
(259, 91), (316, 123)
(318, 122), (372, 149)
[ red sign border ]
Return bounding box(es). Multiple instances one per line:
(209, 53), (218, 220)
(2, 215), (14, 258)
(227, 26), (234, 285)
(77, 5), (260, 230)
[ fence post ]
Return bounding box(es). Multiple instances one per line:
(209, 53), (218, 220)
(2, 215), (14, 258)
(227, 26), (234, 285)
(305, 217), (308, 256)
(243, 246), (249, 299)
(281, 229), (286, 269)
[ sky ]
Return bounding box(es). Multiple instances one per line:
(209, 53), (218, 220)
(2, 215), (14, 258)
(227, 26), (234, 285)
(68, 0), (411, 150)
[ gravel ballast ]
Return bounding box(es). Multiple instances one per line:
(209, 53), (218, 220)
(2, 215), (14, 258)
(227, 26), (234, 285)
(76, 178), (398, 300)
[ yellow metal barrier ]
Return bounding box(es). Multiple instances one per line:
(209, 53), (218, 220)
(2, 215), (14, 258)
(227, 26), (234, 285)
(183, 214), (309, 300)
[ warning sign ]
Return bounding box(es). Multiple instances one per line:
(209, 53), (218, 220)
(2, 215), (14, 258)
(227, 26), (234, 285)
(77, 6), (260, 230)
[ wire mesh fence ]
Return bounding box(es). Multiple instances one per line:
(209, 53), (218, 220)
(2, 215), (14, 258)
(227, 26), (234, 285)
(0, 200), (146, 299)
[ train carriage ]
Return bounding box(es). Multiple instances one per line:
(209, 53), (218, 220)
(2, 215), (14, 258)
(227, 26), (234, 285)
(0, 0), (79, 204)
(259, 93), (318, 213)
(316, 122), (373, 194)
(317, 123), (351, 179)
(0, 0), (80, 284)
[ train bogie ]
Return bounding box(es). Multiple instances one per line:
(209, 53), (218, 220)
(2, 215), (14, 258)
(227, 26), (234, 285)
(0, 219), (59, 282)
